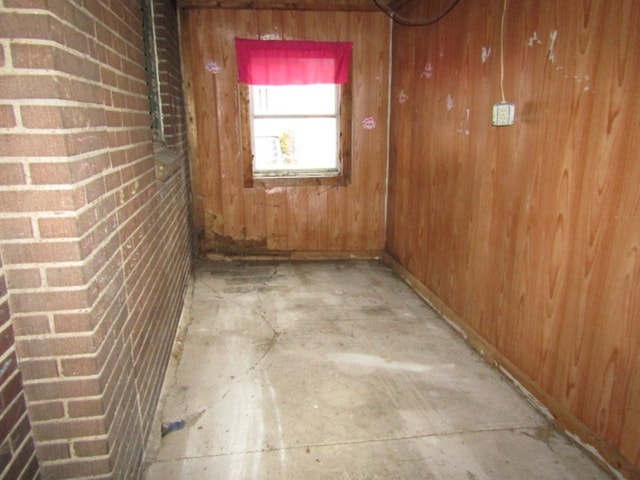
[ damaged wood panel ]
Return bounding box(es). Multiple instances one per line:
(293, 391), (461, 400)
(181, 7), (389, 254)
(386, 0), (640, 476)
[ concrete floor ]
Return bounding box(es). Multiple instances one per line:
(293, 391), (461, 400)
(144, 260), (614, 479)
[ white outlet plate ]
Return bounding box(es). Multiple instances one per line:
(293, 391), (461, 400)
(492, 102), (515, 126)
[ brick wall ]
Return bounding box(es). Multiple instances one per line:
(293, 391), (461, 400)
(0, 0), (192, 478)
(0, 254), (39, 480)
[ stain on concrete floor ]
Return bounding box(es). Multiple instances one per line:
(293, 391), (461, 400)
(144, 261), (615, 480)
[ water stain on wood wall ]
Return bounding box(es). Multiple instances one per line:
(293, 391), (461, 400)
(181, 7), (390, 255)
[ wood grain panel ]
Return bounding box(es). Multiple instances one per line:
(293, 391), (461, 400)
(386, 0), (640, 476)
(178, 0), (379, 11)
(181, 8), (389, 254)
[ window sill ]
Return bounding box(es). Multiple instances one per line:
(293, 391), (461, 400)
(247, 173), (350, 188)
(153, 141), (181, 182)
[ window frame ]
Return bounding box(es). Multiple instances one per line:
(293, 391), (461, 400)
(239, 80), (352, 188)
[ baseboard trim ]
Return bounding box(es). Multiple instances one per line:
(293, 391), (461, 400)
(202, 250), (385, 262)
(383, 252), (634, 480)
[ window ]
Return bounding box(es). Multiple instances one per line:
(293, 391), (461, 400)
(251, 84), (339, 174)
(236, 39), (353, 187)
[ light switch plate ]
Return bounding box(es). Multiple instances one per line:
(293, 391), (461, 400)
(492, 102), (515, 126)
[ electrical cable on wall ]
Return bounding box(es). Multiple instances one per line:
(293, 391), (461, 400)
(500, 0), (507, 103)
(373, 0), (462, 26)
(492, 0), (515, 126)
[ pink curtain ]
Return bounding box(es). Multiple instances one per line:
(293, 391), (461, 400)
(235, 38), (352, 85)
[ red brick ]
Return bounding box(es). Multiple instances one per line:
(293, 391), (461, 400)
(18, 359), (57, 380)
(0, 131), (107, 157)
(0, 11), (52, 41)
(0, 163), (26, 185)
(0, 373), (24, 409)
(93, 256), (122, 296)
(10, 42), (54, 69)
(35, 441), (70, 462)
(4, 268), (41, 289)
(0, 217), (33, 240)
(23, 376), (101, 402)
(9, 413), (31, 451)
(15, 334), (96, 359)
(0, 395), (26, 442)
(52, 312), (93, 333)
(66, 131), (109, 156)
(37, 216), (79, 239)
(21, 106), (107, 130)
(3, 432), (36, 480)
(0, 105), (15, 128)
(85, 176), (107, 203)
(73, 437), (109, 457)
(40, 456), (110, 479)
(32, 417), (106, 442)
(58, 77), (102, 103)
(51, 1), (95, 37)
(68, 397), (104, 418)
(46, 265), (86, 288)
(0, 189), (79, 213)
(0, 442), (11, 475)
(26, 401), (64, 422)
(68, 153), (111, 183)
(105, 109), (123, 127)
(12, 43), (100, 82)
(11, 288), (94, 314)
(1, 240), (82, 264)
(0, 74), (102, 104)
(11, 315), (50, 337)
(20, 454), (40, 480)
(0, 326), (15, 359)
(0, 74), (57, 100)
(20, 105), (62, 129)
(60, 356), (99, 377)
(102, 368), (134, 429)
(30, 155), (110, 186)
(77, 197), (116, 235)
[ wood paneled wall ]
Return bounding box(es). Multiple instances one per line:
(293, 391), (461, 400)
(178, 0), (379, 10)
(181, 8), (389, 254)
(386, 0), (640, 476)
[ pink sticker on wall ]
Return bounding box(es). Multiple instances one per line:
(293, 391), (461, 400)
(398, 89), (409, 104)
(206, 61), (222, 74)
(421, 63), (434, 79)
(362, 117), (376, 130)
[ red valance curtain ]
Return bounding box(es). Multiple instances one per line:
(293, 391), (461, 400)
(235, 38), (352, 85)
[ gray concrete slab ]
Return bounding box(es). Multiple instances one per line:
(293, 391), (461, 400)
(144, 261), (615, 479)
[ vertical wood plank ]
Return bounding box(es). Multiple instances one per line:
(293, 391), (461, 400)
(265, 187), (288, 250)
(182, 9), (225, 241)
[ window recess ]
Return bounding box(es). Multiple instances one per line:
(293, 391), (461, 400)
(235, 38), (353, 188)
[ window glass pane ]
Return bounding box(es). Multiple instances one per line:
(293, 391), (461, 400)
(252, 85), (336, 116)
(253, 117), (337, 172)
